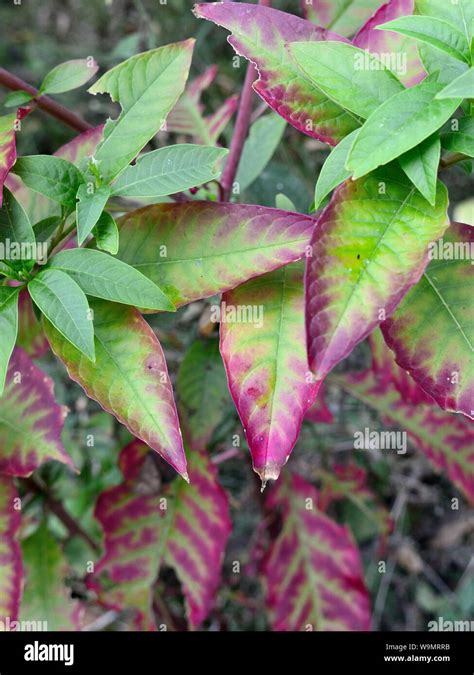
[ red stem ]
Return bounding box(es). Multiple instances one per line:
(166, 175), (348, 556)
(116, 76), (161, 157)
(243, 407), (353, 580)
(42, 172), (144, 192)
(220, 0), (271, 200)
(0, 67), (91, 133)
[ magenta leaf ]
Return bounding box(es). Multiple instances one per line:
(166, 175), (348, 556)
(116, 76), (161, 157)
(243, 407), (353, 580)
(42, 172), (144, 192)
(304, 382), (334, 424)
(305, 168), (449, 380)
(0, 107), (31, 208)
(353, 0), (426, 86)
(88, 440), (231, 630)
(0, 347), (72, 477)
(336, 368), (474, 504)
(116, 202), (316, 308)
(220, 262), (318, 484)
(381, 222), (474, 419)
(193, 2), (360, 145)
(262, 472), (371, 630)
(0, 476), (22, 623)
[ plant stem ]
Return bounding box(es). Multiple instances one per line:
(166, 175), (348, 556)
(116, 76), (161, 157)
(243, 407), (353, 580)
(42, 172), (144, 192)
(22, 476), (100, 554)
(439, 151), (470, 171)
(0, 67), (91, 133)
(219, 0), (272, 201)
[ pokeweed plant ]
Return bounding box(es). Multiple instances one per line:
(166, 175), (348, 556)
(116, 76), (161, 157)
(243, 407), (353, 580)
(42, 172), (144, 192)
(0, 0), (472, 632)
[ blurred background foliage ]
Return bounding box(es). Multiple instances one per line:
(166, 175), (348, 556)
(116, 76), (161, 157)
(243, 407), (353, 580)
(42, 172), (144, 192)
(2, 0), (473, 632)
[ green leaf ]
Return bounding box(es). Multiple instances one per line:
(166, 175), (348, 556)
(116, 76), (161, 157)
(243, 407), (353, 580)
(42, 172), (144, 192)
(177, 338), (230, 450)
(88, 40), (194, 182)
(49, 248), (175, 311)
(377, 16), (471, 63)
(44, 299), (187, 477)
(39, 58), (99, 95)
(236, 113), (286, 192)
(290, 41), (404, 119)
(314, 128), (359, 209)
(441, 116), (474, 157)
(0, 287), (19, 395)
(28, 268), (95, 361)
(435, 67), (474, 99)
(12, 155), (84, 208)
(33, 215), (62, 243)
(275, 193), (296, 211)
(304, 0), (381, 38)
(21, 522), (82, 630)
(111, 144), (227, 199)
(418, 43), (469, 86)
(398, 134), (441, 205)
(76, 183), (111, 245)
(346, 79), (462, 179)
(3, 90), (33, 108)
(93, 211), (119, 255)
(0, 187), (35, 245)
(415, 0), (474, 46)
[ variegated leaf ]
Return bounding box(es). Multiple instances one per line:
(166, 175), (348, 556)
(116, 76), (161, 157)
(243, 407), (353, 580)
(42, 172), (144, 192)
(88, 441), (231, 630)
(44, 299), (187, 478)
(0, 108), (30, 208)
(335, 368), (474, 503)
(353, 0), (426, 87)
(303, 0), (382, 37)
(262, 472), (371, 630)
(115, 202), (316, 308)
(0, 476), (22, 624)
(305, 168), (449, 380)
(16, 289), (50, 359)
(194, 3), (360, 145)
(220, 262), (317, 484)
(0, 347), (72, 477)
(381, 222), (474, 419)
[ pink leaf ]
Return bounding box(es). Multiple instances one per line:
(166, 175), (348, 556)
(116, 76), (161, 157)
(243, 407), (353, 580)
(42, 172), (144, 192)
(88, 441), (231, 630)
(0, 476), (22, 623)
(262, 472), (371, 630)
(0, 107), (31, 208)
(194, 2), (359, 145)
(220, 263), (318, 484)
(353, 0), (426, 86)
(304, 382), (334, 423)
(16, 289), (49, 359)
(0, 347), (72, 477)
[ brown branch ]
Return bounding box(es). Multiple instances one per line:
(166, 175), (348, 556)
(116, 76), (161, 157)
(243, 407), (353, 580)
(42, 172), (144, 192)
(22, 476), (101, 554)
(0, 67), (91, 133)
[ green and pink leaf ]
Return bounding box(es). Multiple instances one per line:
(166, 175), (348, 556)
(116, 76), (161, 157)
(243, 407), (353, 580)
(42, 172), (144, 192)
(0, 476), (22, 622)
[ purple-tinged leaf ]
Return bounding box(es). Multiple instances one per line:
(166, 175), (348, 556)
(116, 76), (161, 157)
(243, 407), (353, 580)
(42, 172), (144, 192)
(0, 347), (72, 477)
(0, 107), (30, 208)
(369, 328), (434, 405)
(381, 222), (474, 419)
(303, 0), (382, 37)
(16, 289), (50, 359)
(305, 168), (449, 380)
(335, 368), (474, 503)
(193, 3), (360, 145)
(304, 382), (334, 423)
(21, 522), (83, 630)
(262, 472), (371, 630)
(353, 0), (426, 86)
(0, 476), (22, 623)
(44, 299), (187, 478)
(220, 263), (318, 484)
(88, 441), (231, 630)
(116, 202), (316, 308)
